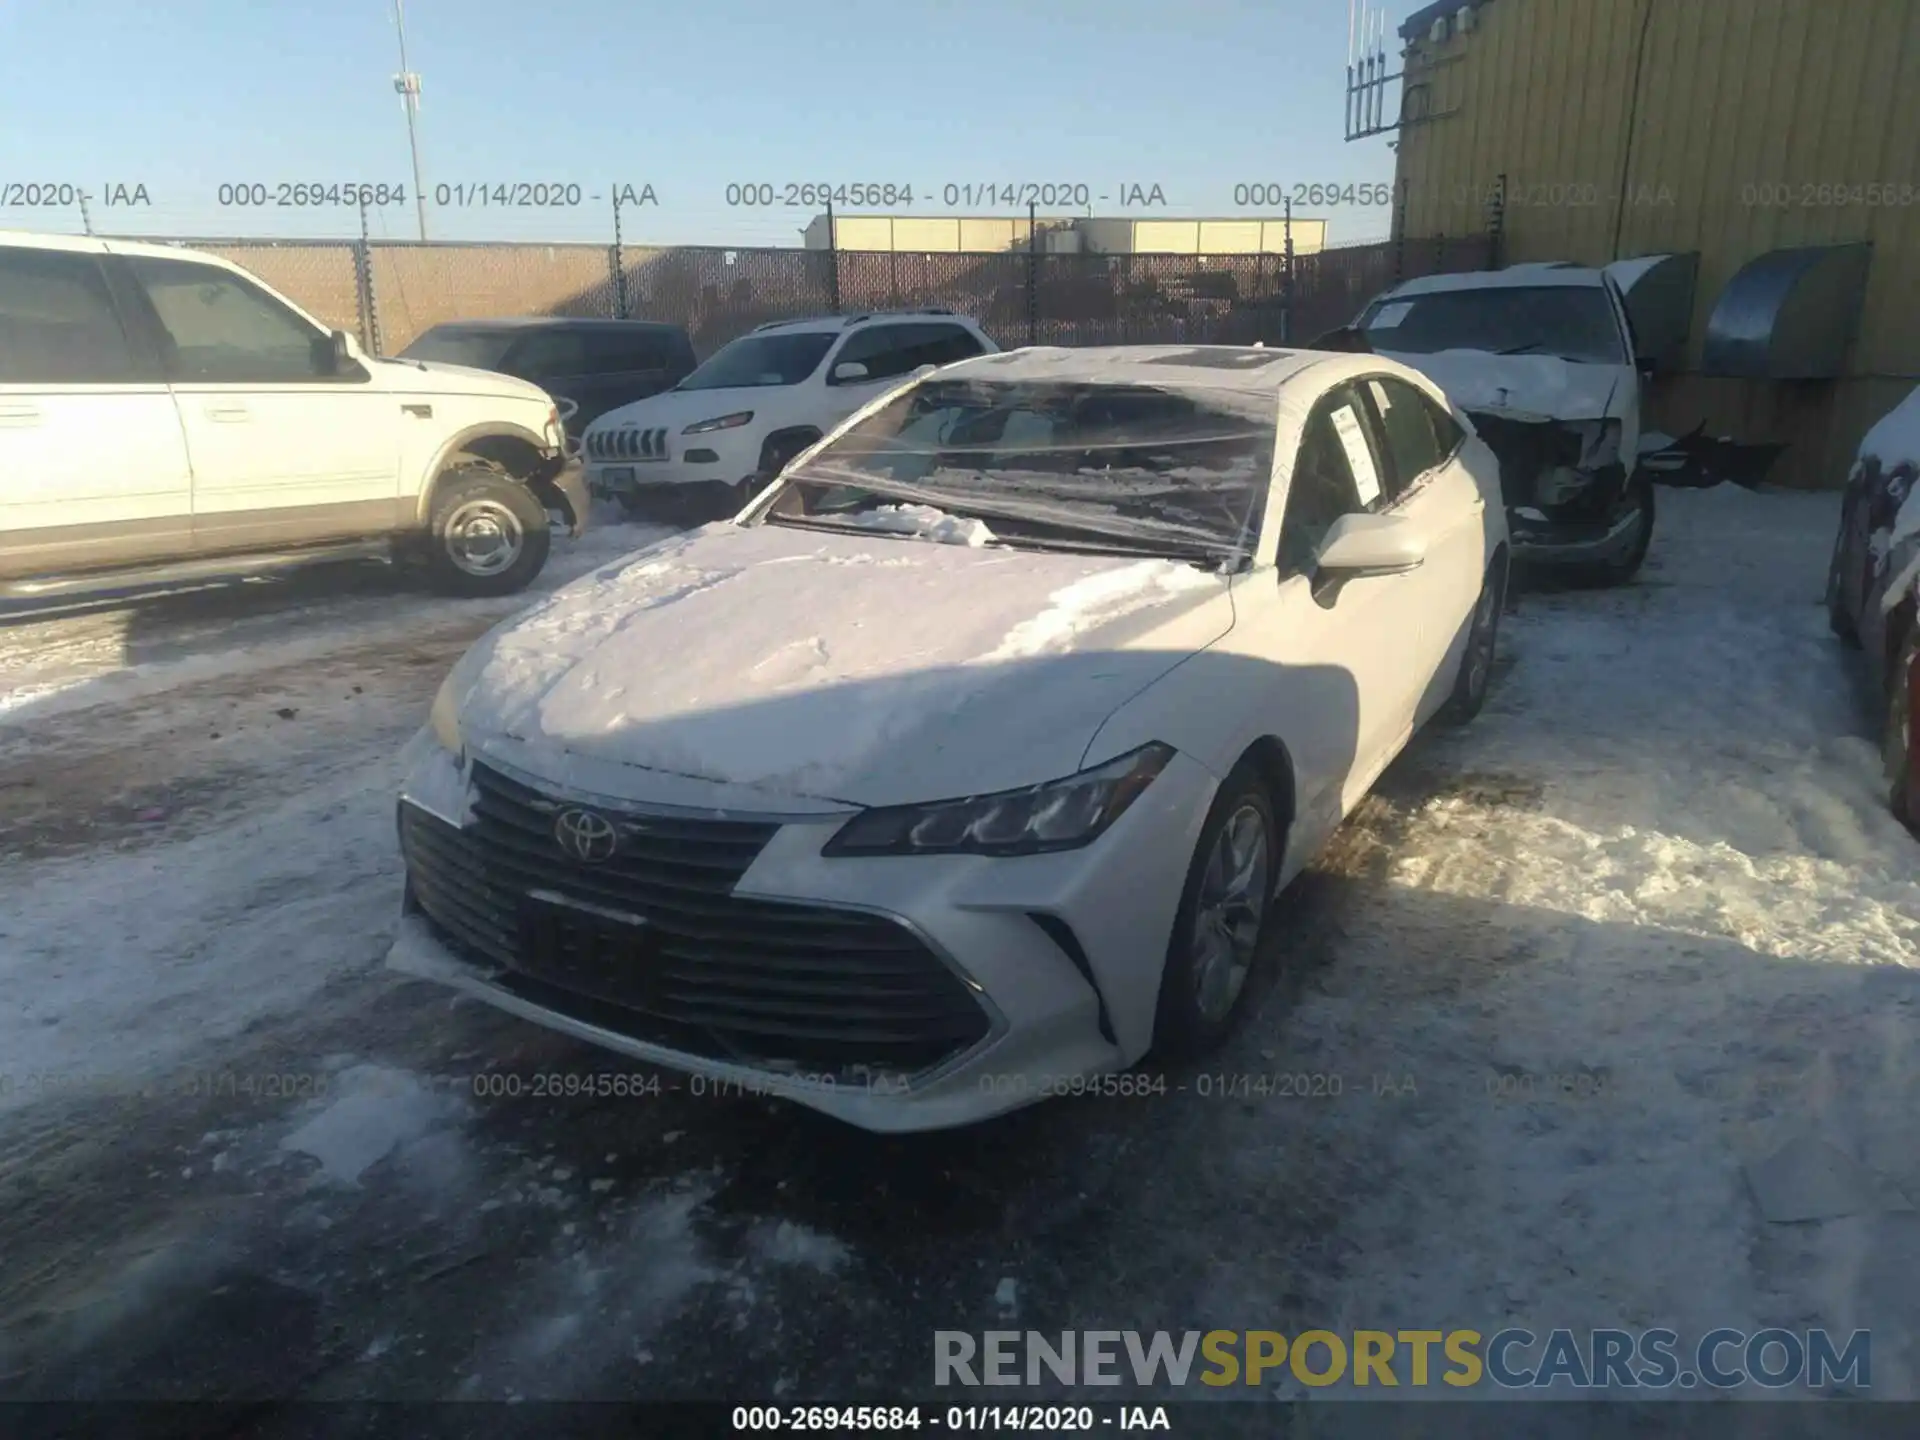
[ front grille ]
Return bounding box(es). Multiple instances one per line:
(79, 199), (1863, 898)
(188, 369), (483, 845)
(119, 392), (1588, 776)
(586, 426), (670, 461)
(399, 763), (992, 1078)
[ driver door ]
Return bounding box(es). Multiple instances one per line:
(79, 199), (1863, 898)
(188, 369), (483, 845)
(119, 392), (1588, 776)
(113, 252), (403, 556)
(1232, 384), (1432, 847)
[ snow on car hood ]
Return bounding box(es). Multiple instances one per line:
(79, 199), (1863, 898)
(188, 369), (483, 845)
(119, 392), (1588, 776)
(452, 521), (1233, 807)
(1369, 348), (1621, 422)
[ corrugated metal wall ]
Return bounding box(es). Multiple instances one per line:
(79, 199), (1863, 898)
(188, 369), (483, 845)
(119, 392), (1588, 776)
(1392, 0), (1920, 488)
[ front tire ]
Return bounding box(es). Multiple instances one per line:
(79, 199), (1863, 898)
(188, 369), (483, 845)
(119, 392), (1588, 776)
(1826, 514), (1861, 646)
(1885, 624), (1919, 833)
(1438, 554), (1507, 725)
(423, 464), (551, 597)
(1153, 761), (1280, 1057)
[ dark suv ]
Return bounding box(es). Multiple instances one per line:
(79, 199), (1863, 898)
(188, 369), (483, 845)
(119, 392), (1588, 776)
(397, 318), (697, 437)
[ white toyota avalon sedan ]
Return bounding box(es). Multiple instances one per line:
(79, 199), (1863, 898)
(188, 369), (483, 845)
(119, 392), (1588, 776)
(389, 344), (1509, 1131)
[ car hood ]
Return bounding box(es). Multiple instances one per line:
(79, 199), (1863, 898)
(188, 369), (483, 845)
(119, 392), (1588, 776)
(452, 522), (1235, 808)
(590, 385), (789, 435)
(1370, 347), (1623, 423)
(373, 355), (553, 406)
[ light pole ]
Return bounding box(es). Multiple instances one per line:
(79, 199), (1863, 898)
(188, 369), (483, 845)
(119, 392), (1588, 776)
(392, 0), (428, 240)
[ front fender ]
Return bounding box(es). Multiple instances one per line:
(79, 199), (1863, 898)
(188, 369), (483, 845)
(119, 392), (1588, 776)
(533, 459), (592, 538)
(413, 421), (556, 525)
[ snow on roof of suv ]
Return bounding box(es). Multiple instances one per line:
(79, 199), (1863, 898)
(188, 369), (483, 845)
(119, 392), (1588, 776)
(1389, 263), (1609, 296)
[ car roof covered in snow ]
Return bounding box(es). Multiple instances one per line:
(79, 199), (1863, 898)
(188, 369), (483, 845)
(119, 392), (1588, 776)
(1386, 263), (1610, 297)
(938, 344), (1328, 393)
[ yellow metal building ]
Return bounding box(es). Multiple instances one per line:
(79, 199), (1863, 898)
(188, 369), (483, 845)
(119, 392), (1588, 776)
(803, 214), (1328, 257)
(1389, 0), (1920, 488)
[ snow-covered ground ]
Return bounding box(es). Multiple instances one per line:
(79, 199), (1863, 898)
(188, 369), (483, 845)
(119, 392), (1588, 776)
(0, 489), (1913, 1406)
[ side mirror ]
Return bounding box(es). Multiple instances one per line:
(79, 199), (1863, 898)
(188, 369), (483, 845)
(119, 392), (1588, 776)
(1315, 512), (1428, 577)
(314, 329), (354, 375)
(831, 361), (869, 382)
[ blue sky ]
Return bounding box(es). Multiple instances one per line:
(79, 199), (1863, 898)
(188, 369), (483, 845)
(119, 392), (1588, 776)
(0, 0), (1400, 248)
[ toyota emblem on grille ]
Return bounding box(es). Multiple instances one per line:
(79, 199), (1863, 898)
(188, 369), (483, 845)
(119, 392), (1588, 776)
(553, 807), (619, 863)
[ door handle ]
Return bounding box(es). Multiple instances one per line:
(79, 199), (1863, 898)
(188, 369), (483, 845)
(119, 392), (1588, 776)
(204, 404), (252, 422)
(0, 403), (41, 426)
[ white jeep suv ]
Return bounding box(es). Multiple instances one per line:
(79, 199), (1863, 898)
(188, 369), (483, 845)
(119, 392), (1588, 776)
(582, 309), (997, 520)
(0, 230), (589, 602)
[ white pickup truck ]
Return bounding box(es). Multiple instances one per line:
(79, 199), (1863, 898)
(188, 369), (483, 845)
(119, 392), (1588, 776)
(0, 230), (590, 602)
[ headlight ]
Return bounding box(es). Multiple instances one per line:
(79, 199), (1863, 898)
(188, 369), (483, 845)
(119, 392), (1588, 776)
(823, 743), (1174, 858)
(683, 411), (753, 435)
(429, 672), (464, 753)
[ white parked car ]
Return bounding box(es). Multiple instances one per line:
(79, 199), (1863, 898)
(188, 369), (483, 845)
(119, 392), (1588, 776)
(391, 344), (1509, 1132)
(1355, 263), (1650, 584)
(0, 230), (587, 602)
(581, 309), (997, 520)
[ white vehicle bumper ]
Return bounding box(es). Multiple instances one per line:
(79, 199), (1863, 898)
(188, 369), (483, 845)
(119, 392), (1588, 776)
(585, 428), (761, 496)
(387, 738), (1219, 1132)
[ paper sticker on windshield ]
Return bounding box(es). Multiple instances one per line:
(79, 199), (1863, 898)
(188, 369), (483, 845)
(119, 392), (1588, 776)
(1369, 301), (1412, 329)
(1330, 404), (1382, 504)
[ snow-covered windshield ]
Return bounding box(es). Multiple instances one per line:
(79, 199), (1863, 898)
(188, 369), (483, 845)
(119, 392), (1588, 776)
(676, 332), (835, 391)
(1362, 285), (1626, 365)
(759, 377), (1277, 563)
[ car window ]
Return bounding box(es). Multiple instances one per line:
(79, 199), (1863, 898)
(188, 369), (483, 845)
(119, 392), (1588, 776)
(677, 330), (834, 390)
(581, 330), (678, 373)
(398, 327), (516, 370)
(830, 324), (922, 383)
(0, 246), (145, 383)
(1365, 376), (1449, 496)
(773, 376), (1276, 564)
(1361, 284), (1626, 365)
(1278, 396), (1370, 578)
(125, 256), (325, 383)
(915, 323), (988, 368)
(830, 322), (983, 383)
(503, 330), (592, 379)
(1425, 394), (1465, 456)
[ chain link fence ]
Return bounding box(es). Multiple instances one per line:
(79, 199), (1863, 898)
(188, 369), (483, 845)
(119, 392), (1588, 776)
(149, 233), (1495, 357)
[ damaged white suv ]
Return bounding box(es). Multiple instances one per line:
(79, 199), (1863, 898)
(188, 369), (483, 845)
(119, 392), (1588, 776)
(1356, 264), (1650, 585)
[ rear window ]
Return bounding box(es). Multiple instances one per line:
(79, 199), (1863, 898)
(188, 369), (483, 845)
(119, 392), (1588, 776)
(1362, 285), (1626, 365)
(398, 327), (517, 370)
(581, 329), (683, 373)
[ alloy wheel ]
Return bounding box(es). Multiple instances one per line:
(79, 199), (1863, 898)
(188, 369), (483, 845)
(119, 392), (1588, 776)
(1189, 804), (1271, 1023)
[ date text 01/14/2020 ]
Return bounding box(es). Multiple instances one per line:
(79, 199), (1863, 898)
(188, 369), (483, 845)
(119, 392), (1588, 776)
(722, 183), (1169, 209)
(728, 1404), (1172, 1431)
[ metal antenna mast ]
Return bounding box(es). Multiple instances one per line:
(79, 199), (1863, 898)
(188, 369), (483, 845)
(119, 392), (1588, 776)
(393, 0), (428, 240)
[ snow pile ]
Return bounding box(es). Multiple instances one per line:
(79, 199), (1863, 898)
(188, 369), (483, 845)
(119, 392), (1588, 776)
(278, 1063), (468, 1186)
(841, 504), (996, 547)
(1191, 485), (1920, 1395)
